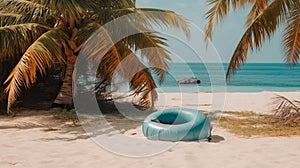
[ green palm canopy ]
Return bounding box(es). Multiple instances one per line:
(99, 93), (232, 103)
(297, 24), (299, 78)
(0, 0), (190, 114)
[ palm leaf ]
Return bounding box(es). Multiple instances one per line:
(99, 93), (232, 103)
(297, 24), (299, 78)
(0, 23), (50, 62)
(273, 95), (300, 125)
(43, 0), (87, 26)
(77, 10), (177, 84)
(246, 0), (268, 27)
(80, 25), (158, 107)
(123, 49), (158, 107)
(205, 0), (254, 43)
(98, 43), (157, 107)
(0, 0), (45, 10)
(84, 0), (133, 10)
(78, 26), (115, 66)
(130, 68), (157, 107)
(226, 0), (295, 78)
(96, 43), (132, 86)
(0, 0), (89, 27)
(282, 3), (300, 64)
(126, 31), (171, 83)
(120, 8), (190, 38)
(0, 13), (21, 26)
(83, 8), (181, 84)
(95, 25), (171, 83)
(0, 0), (52, 25)
(75, 22), (103, 49)
(94, 8), (190, 38)
(4, 28), (68, 112)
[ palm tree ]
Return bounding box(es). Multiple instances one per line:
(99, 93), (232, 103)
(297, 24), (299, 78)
(0, 0), (189, 115)
(205, 0), (300, 125)
(205, 0), (300, 78)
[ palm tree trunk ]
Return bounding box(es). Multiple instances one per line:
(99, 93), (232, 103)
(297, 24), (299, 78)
(53, 36), (78, 108)
(53, 61), (74, 107)
(0, 98), (7, 115)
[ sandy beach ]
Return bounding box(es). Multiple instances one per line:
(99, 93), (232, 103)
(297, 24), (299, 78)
(1, 0), (300, 167)
(1, 91), (300, 167)
(156, 91), (300, 113)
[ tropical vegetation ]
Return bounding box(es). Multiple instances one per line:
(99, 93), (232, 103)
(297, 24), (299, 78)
(205, 0), (300, 125)
(205, 0), (300, 77)
(0, 0), (189, 115)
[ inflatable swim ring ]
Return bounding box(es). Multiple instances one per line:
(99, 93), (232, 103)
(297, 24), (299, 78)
(142, 108), (211, 141)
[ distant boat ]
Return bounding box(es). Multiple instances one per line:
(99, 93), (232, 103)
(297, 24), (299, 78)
(178, 77), (201, 84)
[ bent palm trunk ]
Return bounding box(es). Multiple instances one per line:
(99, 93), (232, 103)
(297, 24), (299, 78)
(53, 38), (77, 108)
(0, 97), (7, 115)
(53, 61), (74, 108)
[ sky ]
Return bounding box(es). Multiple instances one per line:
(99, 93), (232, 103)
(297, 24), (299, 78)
(136, 0), (284, 63)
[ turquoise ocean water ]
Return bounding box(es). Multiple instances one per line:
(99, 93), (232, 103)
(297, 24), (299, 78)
(155, 63), (300, 92)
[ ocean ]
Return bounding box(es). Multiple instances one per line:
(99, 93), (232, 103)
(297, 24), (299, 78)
(155, 63), (300, 92)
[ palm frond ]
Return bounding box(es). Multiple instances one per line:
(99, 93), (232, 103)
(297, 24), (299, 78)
(76, 25), (119, 96)
(273, 95), (300, 125)
(95, 26), (171, 85)
(99, 43), (157, 107)
(205, 0), (254, 43)
(0, 13), (20, 26)
(95, 8), (190, 38)
(96, 48), (119, 84)
(123, 48), (157, 107)
(126, 32), (170, 83)
(226, 0), (295, 78)
(282, 3), (300, 64)
(246, 0), (268, 27)
(129, 68), (157, 107)
(78, 26), (115, 65)
(0, 23), (50, 62)
(0, 0), (89, 27)
(81, 26), (158, 107)
(0, 0), (45, 13)
(84, 0), (133, 11)
(0, 0), (53, 25)
(44, 0), (87, 26)
(75, 22), (102, 48)
(4, 28), (68, 112)
(130, 8), (190, 38)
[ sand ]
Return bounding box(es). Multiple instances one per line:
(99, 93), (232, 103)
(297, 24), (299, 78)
(1, 91), (300, 167)
(156, 91), (300, 113)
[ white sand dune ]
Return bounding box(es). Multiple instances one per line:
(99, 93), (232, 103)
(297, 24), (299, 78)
(1, 91), (300, 167)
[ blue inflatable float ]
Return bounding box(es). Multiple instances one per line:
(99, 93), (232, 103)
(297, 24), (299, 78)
(142, 108), (212, 141)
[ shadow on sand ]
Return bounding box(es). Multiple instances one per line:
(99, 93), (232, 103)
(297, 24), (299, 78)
(209, 135), (225, 143)
(1, 97), (226, 143)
